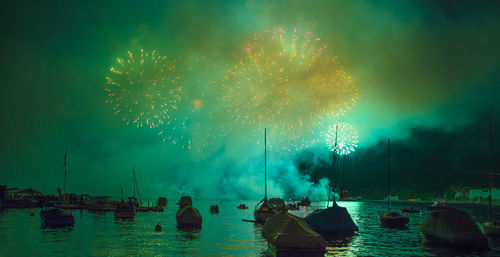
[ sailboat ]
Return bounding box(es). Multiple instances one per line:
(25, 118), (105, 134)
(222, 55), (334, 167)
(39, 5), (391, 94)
(40, 149), (75, 228)
(482, 115), (500, 236)
(254, 128), (285, 223)
(305, 125), (358, 236)
(114, 187), (136, 219)
(379, 138), (409, 228)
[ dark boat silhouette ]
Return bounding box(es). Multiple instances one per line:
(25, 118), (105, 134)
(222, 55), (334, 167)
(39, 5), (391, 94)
(254, 128), (284, 223)
(305, 125), (358, 237)
(262, 210), (326, 257)
(237, 204), (248, 209)
(420, 207), (488, 249)
(176, 196), (202, 228)
(40, 207), (75, 228)
(114, 188), (136, 219)
(379, 138), (409, 228)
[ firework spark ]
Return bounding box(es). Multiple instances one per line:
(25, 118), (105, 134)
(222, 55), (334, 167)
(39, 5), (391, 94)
(105, 49), (181, 128)
(223, 28), (357, 148)
(324, 122), (359, 155)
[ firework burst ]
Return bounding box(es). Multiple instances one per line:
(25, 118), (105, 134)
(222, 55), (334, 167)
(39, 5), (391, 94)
(223, 28), (357, 148)
(324, 122), (359, 155)
(105, 49), (181, 128)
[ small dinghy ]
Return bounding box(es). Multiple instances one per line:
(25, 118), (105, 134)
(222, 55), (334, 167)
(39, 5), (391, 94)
(379, 212), (409, 228)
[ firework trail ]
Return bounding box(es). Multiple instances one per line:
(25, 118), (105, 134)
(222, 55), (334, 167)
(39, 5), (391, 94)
(223, 27), (357, 150)
(105, 49), (181, 128)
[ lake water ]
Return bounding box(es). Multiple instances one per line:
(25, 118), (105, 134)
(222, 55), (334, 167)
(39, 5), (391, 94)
(1, 200), (500, 256)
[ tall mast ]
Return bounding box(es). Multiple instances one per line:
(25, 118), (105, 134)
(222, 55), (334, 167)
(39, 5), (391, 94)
(264, 128), (267, 200)
(333, 125), (338, 205)
(64, 149), (67, 199)
(489, 114), (493, 222)
(133, 167), (141, 202)
(387, 138), (391, 213)
(327, 125), (338, 208)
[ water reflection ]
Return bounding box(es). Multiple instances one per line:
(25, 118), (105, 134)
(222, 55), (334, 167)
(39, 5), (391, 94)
(2, 201), (500, 256)
(40, 227), (74, 242)
(176, 227), (201, 240)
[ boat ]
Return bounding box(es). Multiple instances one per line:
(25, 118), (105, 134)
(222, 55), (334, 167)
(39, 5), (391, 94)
(210, 205), (219, 213)
(401, 207), (422, 213)
(262, 210), (326, 256)
(296, 197), (311, 207)
(40, 206), (75, 228)
(305, 126), (358, 237)
(379, 138), (409, 228)
(157, 197), (167, 207)
(420, 207), (488, 249)
(114, 188), (136, 219)
(237, 204), (248, 209)
(176, 196), (202, 228)
(427, 201), (448, 210)
(481, 115), (500, 236)
(39, 150), (76, 228)
(254, 128), (283, 223)
(286, 203), (299, 210)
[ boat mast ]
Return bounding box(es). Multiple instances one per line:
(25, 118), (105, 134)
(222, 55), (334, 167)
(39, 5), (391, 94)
(64, 149), (67, 200)
(264, 128), (267, 201)
(387, 138), (391, 213)
(327, 125), (339, 208)
(489, 114), (493, 222)
(133, 167), (141, 201)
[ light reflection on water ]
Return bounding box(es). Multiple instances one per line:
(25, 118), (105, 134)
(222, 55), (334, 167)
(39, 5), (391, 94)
(0, 200), (499, 256)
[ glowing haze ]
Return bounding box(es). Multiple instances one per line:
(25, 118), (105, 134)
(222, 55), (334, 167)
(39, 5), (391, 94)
(1, 0), (500, 200)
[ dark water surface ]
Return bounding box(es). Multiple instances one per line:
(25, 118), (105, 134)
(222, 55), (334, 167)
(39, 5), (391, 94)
(1, 200), (500, 256)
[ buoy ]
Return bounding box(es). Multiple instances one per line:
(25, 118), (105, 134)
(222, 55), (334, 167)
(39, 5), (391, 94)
(155, 223), (161, 232)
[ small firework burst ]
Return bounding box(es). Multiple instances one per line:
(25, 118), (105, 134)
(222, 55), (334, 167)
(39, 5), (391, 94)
(105, 49), (181, 128)
(324, 122), (359, 155)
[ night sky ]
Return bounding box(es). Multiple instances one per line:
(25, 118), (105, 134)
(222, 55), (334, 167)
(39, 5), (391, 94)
(1, 0), (500, 200)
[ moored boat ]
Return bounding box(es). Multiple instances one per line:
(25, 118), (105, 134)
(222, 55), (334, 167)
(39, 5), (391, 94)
(114, 189), (136, 219)
(296, 197), (311, 207)
(176, 196), (202, 228)
(262, 210), (326, 257)
(420, 207), (488, 249)
(305, 202), (358, 236)
(255, 198), (286, 223)
(379, 138), (409, 228)
(40, 207), (75, 228)
(379, 212), (409, 228)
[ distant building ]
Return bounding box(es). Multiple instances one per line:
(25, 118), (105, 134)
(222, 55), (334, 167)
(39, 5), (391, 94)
(469, 188), (500, 200)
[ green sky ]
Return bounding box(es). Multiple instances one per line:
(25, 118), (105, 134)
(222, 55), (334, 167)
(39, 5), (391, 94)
(1, 0), (500, 200)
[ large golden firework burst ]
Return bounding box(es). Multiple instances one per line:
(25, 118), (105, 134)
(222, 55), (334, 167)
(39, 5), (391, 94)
(105, 49), (181, 128)
(223, 28), (357, 147)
